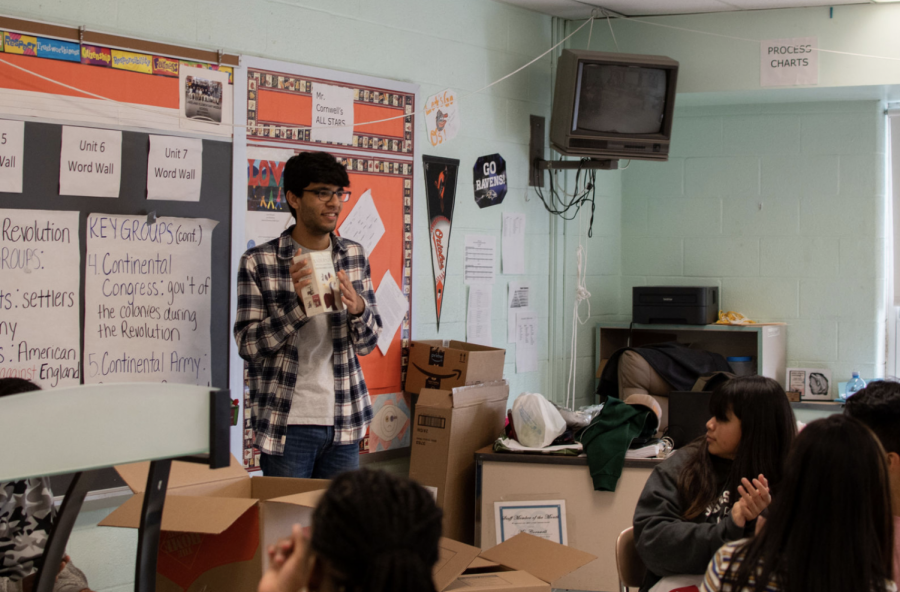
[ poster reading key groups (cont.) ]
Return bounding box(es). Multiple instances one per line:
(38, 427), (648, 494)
(83, 213), (217, 386)
(0, 209), (81, 388)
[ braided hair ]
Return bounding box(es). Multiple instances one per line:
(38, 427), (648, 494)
(310, 469), (443, 592)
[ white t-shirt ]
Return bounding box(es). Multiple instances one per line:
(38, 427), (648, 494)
(287, 238), (335, 426)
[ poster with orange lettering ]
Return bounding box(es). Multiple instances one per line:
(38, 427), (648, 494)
(423, 156), (459, 330)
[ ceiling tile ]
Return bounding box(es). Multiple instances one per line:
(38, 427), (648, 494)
(590, 0), (738, 16)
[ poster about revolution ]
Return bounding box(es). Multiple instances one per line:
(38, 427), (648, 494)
(0, 209), (81, 388)
(83, 213), (217, 385)
(422, 155), (459, 329)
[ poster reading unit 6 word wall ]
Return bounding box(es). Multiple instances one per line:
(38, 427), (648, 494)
(83, 213), (218, 385)
(0, 209), (81, 388)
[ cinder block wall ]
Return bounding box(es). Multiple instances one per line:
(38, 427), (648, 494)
(620, 101), (887, 392)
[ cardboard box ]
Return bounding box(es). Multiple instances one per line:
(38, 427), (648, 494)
(294, 251), (343, 316)
(405, 340), (505, 395)
(410, 381), (509, 544)
(433, 534), (596, 592)
(100, 456), (328, 592)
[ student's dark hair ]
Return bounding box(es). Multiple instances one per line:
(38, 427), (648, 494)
(282, 151), (350, 220)
(843, 379), (900, 455)
(0, 377), (40, 397)
(310, 468), (443, 592)
(677, 375), (796, 520)
(722, 415), (894, 592)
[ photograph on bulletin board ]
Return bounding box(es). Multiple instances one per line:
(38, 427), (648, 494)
(240, 58), (418, 467)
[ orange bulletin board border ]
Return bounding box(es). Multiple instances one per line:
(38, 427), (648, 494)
(240, 59), (418, 464)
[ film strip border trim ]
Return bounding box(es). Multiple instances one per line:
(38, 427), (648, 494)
(247, 68), (415, 154)
(246, 123), (413, 155)
(0, 31), (234, 82)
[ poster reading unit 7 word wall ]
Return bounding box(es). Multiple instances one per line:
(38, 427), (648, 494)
(83, 213), (218, 385)
(0, 209), (81, 388)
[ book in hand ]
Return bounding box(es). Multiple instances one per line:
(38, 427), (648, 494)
(294, 251), (344, 317)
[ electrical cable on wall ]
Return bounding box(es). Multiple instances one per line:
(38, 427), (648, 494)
(534, 159), (598, 236)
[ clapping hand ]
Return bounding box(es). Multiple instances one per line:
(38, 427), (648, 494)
(731, 474), (771, 528)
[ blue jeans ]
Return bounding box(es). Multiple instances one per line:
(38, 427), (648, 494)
(259, 425), (359, 479)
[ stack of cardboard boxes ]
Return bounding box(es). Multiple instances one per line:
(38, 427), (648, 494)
(405, 340), (509, 544)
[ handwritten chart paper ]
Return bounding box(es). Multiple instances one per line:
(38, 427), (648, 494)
(502, 213), (525, 275)
(338, 189), (385, 257)
(0, 209), (81, 388)
(375, 270), (408, 356)
(494, 499), (568, 545)
(0, 120), (24, 193)
(146, 135), (203, 202)
(83, 214), (217, 385)
(59, 126), (121, 197)
(464, 234), (495, 285)
(466, 284), (492, 347)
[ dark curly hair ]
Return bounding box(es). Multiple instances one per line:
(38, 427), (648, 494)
(844, 379), (900, 455)
(282, 151), (350, 220)
(310, 469), (443, 592)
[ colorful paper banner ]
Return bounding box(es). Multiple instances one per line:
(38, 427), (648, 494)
(37, 37), (80, 62)
(152, 55), (179, 77)
(111, 49), (153, 74)
(423, 155), (460, 330)
(80, 44), (112, 67)
(3, 32), (38, 56)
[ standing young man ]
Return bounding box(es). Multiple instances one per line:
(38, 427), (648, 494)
(234, 151), (381, 478)
(843, 381), (900, 584)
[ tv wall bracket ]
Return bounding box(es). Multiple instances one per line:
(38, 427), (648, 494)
(528, 115), (617, 187)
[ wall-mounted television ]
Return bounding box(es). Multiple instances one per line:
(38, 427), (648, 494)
(550, 49), (679, 161)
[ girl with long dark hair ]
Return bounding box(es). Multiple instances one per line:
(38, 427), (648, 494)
(258, 468), (443, 592)
(633, 376), (797, 591)
(702, 414), (895, 592)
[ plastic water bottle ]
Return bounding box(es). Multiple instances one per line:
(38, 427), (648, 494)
(843, 371), (867, 401)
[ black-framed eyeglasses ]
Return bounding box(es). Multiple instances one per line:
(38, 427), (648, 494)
(304, 188), (351, 203)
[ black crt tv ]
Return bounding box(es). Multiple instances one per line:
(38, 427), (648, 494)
(550, 49), (679, 161)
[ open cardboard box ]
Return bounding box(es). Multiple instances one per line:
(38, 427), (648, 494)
(434, 534), (596, 592)
(405, 340), (506, 394)
(100, 455), (328, 592)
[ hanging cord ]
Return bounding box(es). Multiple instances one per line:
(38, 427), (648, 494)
(534, 159), (598, 237)
(565, 216), (593, 410)
(604, 10), (620, 52)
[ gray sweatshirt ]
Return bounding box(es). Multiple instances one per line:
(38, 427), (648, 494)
(632, 448), (747, 592)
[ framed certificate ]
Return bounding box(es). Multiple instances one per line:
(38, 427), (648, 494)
(494, 499), (567, 546)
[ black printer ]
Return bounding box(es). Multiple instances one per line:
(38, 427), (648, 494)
(632, 286), (718, 325)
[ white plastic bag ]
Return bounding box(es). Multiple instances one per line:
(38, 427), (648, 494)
(511, 392), (566, 448)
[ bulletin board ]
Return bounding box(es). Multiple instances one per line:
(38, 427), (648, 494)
(235, 56), (418, 468)
(0, 16), (237, 492)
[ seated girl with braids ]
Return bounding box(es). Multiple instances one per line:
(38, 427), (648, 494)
(258, 468), (443, 592)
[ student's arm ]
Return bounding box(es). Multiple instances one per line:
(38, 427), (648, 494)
(633, 464), (744, 577)
(343, 257), (381, 357)
(234, 253), (308, 361)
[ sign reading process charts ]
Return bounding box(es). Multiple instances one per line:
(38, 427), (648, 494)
(0, 209), (81, 388)
(760, 37), (818, 87)
(83, 213), (217, 385)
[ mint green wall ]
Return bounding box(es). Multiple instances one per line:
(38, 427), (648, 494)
(621, 100), (887, 392)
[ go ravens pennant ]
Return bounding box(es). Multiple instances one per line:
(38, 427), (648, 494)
(422, 155), (459, 330)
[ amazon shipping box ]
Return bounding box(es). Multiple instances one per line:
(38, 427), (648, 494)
(432, 534), (596, 592)
(100, 455), (328, 592)
(405, 340), (505, 395)
(409, 381), (509, 544)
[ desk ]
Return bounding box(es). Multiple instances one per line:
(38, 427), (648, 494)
(475, 448), (662, 592)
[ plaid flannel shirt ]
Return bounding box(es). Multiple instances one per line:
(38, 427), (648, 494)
(234, 227), (382, 455)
